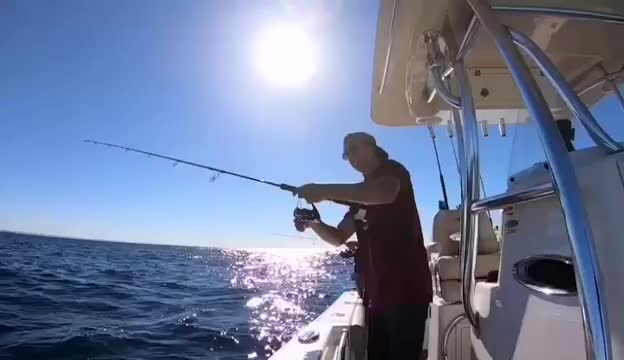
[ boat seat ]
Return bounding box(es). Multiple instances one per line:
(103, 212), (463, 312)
(439, 280), (462, 304)
(430, 209), (501, 304)
(433, 209), (500, 256)
(436, 254), (501, 280)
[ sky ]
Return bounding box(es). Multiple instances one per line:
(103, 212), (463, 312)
(1, 0), (623, 248)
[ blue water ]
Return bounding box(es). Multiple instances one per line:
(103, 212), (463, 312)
(0, 232), (353, 360)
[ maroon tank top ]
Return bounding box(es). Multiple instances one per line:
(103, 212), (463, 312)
(348, 159), (432, 310)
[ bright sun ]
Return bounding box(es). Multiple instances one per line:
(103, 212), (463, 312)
(255, 23), (317, 88)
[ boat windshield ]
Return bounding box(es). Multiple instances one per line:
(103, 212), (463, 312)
(507, 92), (624, 179)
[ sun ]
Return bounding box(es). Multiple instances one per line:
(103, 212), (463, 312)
(254, 23), (318, 88)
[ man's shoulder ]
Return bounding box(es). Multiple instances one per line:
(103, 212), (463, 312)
(384, 159), (410, 176)
(367, 159), (410, 181)
(386, 159), (405, 169)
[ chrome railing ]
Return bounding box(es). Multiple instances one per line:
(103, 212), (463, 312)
(442, 314), (468, 360)
(578, 69), (624, 96)
(424, 31), (461, 109)
(454, 15), (622, 154)
(456, 16), (480, 61)
(596, 65), (624, 113)
(425, 3), (615, 358)
(459, 0), (613, 358)
(471, 183), (555, 213)
(454, 59), (482, 333)
(425, 32), (481, 330)
(508, 29), (622, 153)
(378, 0), (398, 95)
(429, 64), (461, 109)
(333, 328), (348, 360)
(491, 6), (624, 25)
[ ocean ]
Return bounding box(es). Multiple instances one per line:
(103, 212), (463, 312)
(0, 232), (354, 360)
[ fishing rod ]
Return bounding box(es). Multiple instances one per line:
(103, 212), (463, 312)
(85, 139), (349, 231)
(427, 124), (450, 210)
(446, 121), (461, 180)
(446, 123), (493, 222)
(84, 139), (298, 193)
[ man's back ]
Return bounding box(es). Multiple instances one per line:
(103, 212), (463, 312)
(352, 159), (432, 309)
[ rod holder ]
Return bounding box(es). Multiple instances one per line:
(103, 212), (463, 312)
(498, 118), (507, 137)
(480, 120), (489, 137)
(428, 123), (436, 139)
(447, 121), (455, 138)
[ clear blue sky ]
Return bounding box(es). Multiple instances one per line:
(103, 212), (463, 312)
(1, 0), (623, 247)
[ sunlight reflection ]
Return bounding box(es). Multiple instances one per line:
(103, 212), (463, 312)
(227, 248), (339, 354)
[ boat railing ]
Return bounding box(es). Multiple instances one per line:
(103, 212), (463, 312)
(423, 1), (622, 358)
(333, 328), (349, 360)
(442, 314), (468, 360)
(507, 28), (622, 153)
(378, 0), (398, 95)
(471, 183), (555, 213)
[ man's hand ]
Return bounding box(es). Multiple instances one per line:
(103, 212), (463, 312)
(296, 177), (400, 206)
(295, 183), (329, 203)
(294, 218), (312, 232)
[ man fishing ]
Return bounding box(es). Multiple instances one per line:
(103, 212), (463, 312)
(294, 132), (432, 359)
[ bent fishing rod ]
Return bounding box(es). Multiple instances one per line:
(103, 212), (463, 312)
(84, 140), (351, 229)
(84, 139), (298, 193)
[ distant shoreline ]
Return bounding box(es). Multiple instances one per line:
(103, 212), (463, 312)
(0, 230), (205, 248)
(0, 230), (330, 251)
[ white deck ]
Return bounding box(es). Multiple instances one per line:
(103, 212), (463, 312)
(269, 291), (366, 360)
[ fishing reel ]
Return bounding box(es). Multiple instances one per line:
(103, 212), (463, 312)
(293, 203), (320, 232)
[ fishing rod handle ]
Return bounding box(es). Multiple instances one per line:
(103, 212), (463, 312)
(427, 123), (436, 139)
(280, 184), (297, 194)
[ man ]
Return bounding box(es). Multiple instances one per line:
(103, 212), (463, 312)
(338, 241), (367, 303)
(294, 132), (432, 359)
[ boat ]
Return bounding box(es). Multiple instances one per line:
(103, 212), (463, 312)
(271, 0), (624, 359)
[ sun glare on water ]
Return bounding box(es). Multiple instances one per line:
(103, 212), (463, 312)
(254, 22), (318, 88)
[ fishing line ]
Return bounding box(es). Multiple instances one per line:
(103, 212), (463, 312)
(85, 140), (348, 231)
(84, 140), (298, 193)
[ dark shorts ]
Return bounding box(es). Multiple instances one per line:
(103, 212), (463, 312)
(367, 304), (429, 360)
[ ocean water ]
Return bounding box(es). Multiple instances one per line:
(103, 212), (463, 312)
(0, 233), (354, 360)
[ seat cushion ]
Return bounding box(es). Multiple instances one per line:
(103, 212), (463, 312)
(436, 253), (501, 281)
(425, 242), (439, 258)
(439, 280), (462, 304)
(433, 209), (462, 256)
(433, 210), (500, 257)
(438, 279), (494, 304)
(477, 214), (500, 254)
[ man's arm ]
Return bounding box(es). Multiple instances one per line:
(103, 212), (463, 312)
(308, 216), (355, 247)
(298, 176), (400, 205)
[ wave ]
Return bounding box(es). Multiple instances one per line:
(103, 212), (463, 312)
(100, 268), (135, 280)
(0, 235), (352, 360)
(0, 268), (19, 278)
(2, 333), (173, 360)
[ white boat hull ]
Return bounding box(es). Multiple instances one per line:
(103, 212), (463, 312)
(270, 291), (366, 360)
